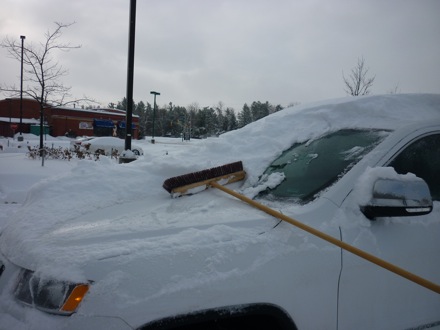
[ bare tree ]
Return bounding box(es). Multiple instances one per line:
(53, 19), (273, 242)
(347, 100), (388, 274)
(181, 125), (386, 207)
(388, 83), (400, 94)
(343, 57), (376, 96)
(1, 22), (81, 154)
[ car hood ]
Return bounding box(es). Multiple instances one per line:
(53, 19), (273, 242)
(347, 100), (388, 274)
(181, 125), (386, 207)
(0, 188), (279, 281)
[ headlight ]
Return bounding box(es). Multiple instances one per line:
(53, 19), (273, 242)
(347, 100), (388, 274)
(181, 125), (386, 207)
(14, 269), (89, 315)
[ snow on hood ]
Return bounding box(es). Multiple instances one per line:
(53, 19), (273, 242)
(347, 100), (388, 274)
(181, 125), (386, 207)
(1, 93), (439, 277)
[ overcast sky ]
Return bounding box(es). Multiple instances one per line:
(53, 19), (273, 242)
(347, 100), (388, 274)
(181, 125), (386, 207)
(1, 0), (440, 110)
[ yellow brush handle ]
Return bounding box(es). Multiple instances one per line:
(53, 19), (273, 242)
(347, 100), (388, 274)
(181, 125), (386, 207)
(210, 180), (440, 295)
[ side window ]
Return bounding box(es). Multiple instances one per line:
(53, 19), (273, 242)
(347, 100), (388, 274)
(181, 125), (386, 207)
(389, 134), (440, 201)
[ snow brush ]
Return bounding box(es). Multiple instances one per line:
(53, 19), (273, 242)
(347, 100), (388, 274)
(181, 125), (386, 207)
(162, 162), (440, 295)
(163, 161), (246, 196)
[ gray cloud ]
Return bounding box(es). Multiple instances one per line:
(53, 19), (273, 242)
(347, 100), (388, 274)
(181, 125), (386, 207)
(1, 0), (440, 110)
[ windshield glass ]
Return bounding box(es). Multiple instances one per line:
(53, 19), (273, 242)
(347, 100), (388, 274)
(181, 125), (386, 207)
(259, 129), (389, 203)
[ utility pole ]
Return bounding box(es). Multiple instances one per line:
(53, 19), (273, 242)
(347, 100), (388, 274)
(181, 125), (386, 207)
(18, 35), (25, 142)
(150, 91), (160, 144)
(125, 0), (136, 152)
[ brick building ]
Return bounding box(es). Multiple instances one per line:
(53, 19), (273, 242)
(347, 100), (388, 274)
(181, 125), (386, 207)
(0, 98), (139, 139)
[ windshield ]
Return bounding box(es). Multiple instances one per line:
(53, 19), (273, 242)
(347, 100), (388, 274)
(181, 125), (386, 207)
(259, 129), (389, 203)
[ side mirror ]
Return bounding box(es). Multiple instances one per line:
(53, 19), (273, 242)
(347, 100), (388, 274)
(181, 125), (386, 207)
(361, 177), (433, 220)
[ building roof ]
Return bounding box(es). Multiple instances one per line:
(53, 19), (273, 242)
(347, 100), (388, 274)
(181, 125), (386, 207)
(52, 106), (139, 118)
(0, 117), (40, 124)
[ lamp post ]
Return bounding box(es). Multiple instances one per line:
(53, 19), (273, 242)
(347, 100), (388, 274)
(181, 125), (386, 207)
(18, 35), (25, 142)
(150, 91), (160, 144)
(124, 0), (136, 153)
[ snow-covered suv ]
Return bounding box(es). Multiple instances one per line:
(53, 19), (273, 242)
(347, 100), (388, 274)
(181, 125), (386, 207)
(0, 94), (439, 329)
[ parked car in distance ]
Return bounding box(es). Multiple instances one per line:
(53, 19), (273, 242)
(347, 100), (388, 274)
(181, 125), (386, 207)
(71, 136), (144, 156)
(69, 136), (94, 148)
(0, 94), (439, 330)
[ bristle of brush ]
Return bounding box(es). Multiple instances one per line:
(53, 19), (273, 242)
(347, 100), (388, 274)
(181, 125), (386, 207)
(163, 161), (244, 193)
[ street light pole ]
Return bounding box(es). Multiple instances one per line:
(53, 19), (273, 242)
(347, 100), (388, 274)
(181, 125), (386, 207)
(18, 35), (25, 142)
(150, 91), (160, 144)
(124, 0), (137, 152)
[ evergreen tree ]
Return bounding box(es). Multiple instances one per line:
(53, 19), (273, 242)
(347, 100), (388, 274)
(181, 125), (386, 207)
(273, 104), (284, 113)
(238, 103), (252, 128)
(205, 107), (217, 136)
(251, 101), (270, 121)
(216, 108), (226, 133)
(173, 105), (188, 137)
(107, 97), (283, 138)
(134, 101), (146, 138)
(134, 100), (146, 116)
(154, 106), (164, 137)
(140, 102), (153, 137)
(115, 97), (136, 112)
(225, 108), (238, 131)
(116, 97), (127, 111)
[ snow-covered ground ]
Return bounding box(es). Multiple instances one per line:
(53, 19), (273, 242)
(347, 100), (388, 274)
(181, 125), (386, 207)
(0, 135), (194, 230)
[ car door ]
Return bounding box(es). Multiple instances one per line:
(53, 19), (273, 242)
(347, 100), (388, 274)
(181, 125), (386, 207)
(337, 132), (440, 329)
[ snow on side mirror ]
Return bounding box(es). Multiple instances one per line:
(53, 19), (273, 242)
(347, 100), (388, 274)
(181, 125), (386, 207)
(356, 167), (433, 220)
(361, 178), (433, 220)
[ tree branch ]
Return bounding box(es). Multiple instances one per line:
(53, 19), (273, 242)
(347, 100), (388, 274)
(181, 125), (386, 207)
(342, 57), (376, 96)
